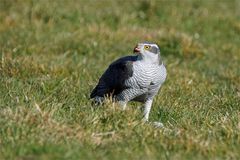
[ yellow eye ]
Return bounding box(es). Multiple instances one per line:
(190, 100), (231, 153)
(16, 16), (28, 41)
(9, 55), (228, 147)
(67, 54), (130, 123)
(144, 45), (150, 50)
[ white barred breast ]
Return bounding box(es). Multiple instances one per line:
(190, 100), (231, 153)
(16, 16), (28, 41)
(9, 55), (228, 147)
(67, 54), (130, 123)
(119, 61), (167, 102)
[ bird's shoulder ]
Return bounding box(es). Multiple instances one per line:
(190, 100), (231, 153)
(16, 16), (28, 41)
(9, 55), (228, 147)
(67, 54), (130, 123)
(110, 55), (138, 67)
(107, 55), (138, 76)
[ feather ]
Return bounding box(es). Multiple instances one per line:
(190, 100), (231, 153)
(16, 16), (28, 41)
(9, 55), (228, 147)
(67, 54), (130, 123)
(90, 56), (137, 98)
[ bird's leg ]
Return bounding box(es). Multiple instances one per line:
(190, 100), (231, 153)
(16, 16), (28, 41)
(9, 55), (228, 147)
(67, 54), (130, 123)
(142, 99), (153, 122)
(118, 101), (128, 110)
(116, 89), (137, 110)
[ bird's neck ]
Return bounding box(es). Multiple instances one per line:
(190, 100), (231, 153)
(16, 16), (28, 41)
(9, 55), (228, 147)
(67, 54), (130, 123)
(137, 55), (160, 65)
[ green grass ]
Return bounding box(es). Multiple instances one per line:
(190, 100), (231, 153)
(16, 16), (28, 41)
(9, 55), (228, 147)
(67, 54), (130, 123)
(0, 0), (240, 159)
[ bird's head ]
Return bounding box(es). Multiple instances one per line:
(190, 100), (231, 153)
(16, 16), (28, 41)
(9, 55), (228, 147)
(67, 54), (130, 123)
(133, 42), (161, 64)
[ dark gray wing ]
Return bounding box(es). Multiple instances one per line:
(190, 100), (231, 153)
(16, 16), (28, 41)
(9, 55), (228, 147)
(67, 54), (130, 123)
(90, 56), (137, 98)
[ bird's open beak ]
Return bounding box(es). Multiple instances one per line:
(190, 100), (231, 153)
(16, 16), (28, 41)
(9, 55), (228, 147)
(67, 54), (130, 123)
(133, 46), (140, 53)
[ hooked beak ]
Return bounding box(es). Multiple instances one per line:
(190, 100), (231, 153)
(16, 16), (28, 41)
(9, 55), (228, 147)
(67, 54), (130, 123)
(133, 46), (140, 53)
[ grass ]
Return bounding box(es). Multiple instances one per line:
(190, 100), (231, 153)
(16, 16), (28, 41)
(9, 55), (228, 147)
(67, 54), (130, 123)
(0, 0), (240, 159)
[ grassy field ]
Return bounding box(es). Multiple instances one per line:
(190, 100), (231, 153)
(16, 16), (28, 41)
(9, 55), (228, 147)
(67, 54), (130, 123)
(0, 0), (240, 159)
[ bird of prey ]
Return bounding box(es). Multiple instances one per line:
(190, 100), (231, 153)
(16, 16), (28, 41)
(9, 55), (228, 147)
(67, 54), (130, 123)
(90, 42), (167, 121)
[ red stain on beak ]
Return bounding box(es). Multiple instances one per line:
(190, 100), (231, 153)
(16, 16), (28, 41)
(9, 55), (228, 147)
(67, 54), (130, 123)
(133, 46), (140, 53)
